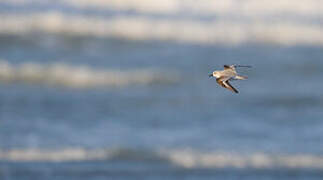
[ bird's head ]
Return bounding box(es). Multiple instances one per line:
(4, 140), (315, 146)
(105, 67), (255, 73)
(209, 71), (219, 78)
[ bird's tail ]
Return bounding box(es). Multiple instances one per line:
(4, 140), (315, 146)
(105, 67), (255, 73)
(235, 75), (248, 80)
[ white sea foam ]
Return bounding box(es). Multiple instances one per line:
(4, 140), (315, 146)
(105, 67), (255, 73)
(3, 0), (323, 17)
(1, 148), (323, 169)
(0, 60), (179, 88)
(63, 0), (323, 17)
(0, 148), (107, 162)
(1, 0), (323, 45)
(1, 12), (323, 45)
(163, 150), (323, 169)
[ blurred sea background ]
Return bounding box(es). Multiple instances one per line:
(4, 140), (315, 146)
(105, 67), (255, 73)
(1, 0), (323, 179)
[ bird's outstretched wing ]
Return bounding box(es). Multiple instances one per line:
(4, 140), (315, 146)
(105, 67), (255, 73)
(216, 78), (239, 93)
(224, 65), (237, 72)
(216, 78), (227, 88)
(224, 81), (239, 93)
(223, 65), (231, 70)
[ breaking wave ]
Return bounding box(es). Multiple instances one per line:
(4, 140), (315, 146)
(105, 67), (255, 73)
(1, 0), (323, 46)
(1, 148), (323, 169)
(3, 0), (323, 17)
(0, 60), (179, 88)
(1, 12), (323, 46)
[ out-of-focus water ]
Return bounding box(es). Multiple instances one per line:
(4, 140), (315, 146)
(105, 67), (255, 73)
(1, 1), (323, 180)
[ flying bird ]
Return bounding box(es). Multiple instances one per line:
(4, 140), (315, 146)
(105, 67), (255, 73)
(209, 65), (251, 93)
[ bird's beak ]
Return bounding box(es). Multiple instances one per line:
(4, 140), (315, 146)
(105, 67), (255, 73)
(209, 73), (213, 78)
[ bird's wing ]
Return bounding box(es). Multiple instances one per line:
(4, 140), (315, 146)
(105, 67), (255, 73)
(223, 65), (231, 70)
(224, 65), (237, 73)
(223, 80), (239, 93)
(216, 78), (227, 88)
(217, 78), (239, 93)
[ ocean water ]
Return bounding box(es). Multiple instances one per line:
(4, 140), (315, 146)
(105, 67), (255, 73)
(1, 1), (323, 180)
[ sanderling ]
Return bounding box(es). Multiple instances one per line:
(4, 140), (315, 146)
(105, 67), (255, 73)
(209, 65), (251, 93)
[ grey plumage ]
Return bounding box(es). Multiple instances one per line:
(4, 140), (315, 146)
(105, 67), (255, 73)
(209, 64), (251, 93)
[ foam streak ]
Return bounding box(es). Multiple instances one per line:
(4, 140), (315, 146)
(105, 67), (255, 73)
(1, 13), (323, 45)
(0, 60), (178, 88)
(2, 148), (323, 170)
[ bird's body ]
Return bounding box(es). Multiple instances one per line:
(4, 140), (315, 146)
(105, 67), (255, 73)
(209, 65), (250, 93)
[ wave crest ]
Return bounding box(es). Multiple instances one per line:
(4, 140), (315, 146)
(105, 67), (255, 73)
(3, 0), (323, 17)
(1, 13), (323, 45)
(2, 148), (323, 169)
(0, 60), (179, 88)
(164, 150), (323, 169)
